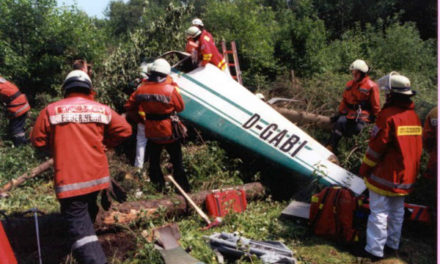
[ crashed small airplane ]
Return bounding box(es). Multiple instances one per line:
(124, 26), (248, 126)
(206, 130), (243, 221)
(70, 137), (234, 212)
(164, 52), (366, 196)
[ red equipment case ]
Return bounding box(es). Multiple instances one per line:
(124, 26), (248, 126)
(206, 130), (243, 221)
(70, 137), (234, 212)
(205, 189), (247, 217)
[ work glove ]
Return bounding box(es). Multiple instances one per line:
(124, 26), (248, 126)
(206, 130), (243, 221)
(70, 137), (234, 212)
(109, 179), (127, 203)
(100, 189), (112, 211)
(100, 179), (127, 211)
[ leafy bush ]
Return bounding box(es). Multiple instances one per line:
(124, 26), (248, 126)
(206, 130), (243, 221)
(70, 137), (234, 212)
(201, 0), (279, 87)
(0, 0), (106, 107)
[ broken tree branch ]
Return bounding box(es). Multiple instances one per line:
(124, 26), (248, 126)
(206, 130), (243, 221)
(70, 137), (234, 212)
(0, 158), (54, 194)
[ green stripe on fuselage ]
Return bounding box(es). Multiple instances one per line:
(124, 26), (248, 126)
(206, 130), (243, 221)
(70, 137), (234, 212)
(177, 85), (334, 186)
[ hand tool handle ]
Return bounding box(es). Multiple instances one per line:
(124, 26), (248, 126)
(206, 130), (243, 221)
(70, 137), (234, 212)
(166, 175), (211, 225)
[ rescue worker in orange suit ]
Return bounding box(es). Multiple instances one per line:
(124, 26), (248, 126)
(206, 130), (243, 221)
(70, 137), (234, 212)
(327, 59), (380, 152)
(31, 70), (132, 264)
(359, 72), (422, 260)
(423, 106), (437, 179)
(125, 58), (190, 192)
(186, 21), (227, 72)
(0, 76), (31, 146)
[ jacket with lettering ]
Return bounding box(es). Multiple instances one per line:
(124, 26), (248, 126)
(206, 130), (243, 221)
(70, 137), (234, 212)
(124, 77), (185, 144)
(338, 76), (380, 122)
(198, 30), (226, 70)
(0, 77), (30, 118)
(423, 106), (437, 178)
(359, 99), (423, 196)
(31, 93), (132, 199)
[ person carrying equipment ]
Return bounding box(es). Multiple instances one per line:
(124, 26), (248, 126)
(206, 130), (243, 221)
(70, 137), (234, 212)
(186, 18), (227, 71)
(31, 70), (132, 264)
(423, 106), (437, 179)
(359, 72), (422, 260)
(0, 76), (31, 146)
(326, 59), (380, 152)
(124, 59), (190, 192)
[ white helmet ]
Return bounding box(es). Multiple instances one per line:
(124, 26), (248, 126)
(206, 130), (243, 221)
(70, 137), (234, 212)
(192, 18), (204, 27)
(377, 72), (415, 96)
(255, 93), (266, 101)
(139, 62), (153, 78)
(63, 70), (92, 90)
(349, 59), (369, 73)
(150, 58), (171, 76)
(186, 26), (202, 39)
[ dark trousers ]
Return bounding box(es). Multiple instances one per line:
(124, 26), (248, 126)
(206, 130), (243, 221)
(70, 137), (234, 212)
(59, 192), (107, 264)
(8, 114), (27, 146)
(328, 115), (365, 151)
(148, 140), (190, 192)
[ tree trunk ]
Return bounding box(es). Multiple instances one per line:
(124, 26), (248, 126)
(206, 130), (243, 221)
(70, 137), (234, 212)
(96, 182), (265, 228)
(275, 107), (332, 130)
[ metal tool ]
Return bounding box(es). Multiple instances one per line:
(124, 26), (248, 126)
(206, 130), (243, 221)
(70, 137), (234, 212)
(204, 232), (297, 264)
(267, 97), (302, 105)
(24, 208), (44, 264)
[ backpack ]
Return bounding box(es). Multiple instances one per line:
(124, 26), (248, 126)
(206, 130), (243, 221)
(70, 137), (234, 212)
(309, 186), (359, 242)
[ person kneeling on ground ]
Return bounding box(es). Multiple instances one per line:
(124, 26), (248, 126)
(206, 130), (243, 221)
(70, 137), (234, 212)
(326, 59), (380, 153)
(359, 72), (422, 260)
(125, 58), (190, 192)
(31, 70), (132, 264)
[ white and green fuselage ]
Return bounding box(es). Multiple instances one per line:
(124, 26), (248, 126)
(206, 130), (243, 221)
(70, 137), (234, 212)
(171, 64), (366, 195)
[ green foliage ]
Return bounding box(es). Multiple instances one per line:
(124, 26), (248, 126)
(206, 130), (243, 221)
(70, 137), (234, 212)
(96, 2), (193, 110)
(183, 142), (244, 190)
(275, 8), (328, 76)
(0, 0), (106, 103)
(106, 0), (147, 37)
(201, 0), (279, 87)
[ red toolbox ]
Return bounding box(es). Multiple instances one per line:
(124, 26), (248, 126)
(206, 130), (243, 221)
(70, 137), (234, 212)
(206, 189), (247, 217)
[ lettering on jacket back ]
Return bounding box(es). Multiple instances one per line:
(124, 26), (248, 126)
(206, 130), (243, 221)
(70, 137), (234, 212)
(49, 104), (111, 125)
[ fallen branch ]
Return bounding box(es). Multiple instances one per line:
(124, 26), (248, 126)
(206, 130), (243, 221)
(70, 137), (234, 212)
(0, 158), (54, 194)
